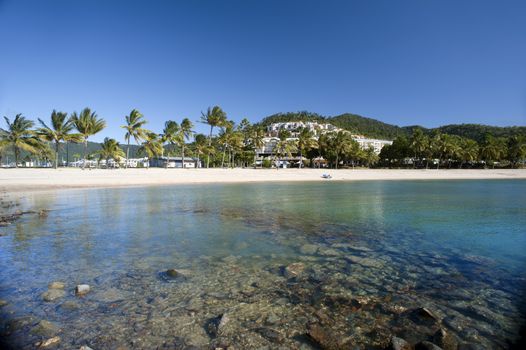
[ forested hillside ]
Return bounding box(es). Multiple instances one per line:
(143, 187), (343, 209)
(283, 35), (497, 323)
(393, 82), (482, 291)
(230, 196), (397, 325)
(259, 111), (525, 141)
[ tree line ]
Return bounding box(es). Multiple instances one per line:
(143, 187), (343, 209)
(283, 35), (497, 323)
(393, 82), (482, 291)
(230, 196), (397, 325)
(379, 128), (526, 169)
(1, 107), (524, 169)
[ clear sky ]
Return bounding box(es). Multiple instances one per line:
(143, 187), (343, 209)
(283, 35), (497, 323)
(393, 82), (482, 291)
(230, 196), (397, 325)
(1, 0), (525, 142)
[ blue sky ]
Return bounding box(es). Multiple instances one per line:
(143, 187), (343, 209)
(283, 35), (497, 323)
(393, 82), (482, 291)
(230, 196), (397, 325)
(1, 0), (525, 142)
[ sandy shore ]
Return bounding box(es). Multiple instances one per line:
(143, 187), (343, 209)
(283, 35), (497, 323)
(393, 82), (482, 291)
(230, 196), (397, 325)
(1, 168), (525, 193)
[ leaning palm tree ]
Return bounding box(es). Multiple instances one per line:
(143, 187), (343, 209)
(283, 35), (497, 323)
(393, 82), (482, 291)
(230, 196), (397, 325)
(96, 137), (125, 168)
(0, 114), (43, 167)
(121, 109), (148, 168)
(297, 127), (317, 168)
(70, 108), (106, 169)
(37, 110), (82, 169)
(138, 132), (163, 163)
(200, 106), (227, 168)
(161, 120), (181, 166)
(178, 118), (194, 168)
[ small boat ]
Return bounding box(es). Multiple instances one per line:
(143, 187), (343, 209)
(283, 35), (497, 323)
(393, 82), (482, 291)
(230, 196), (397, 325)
(321, 174), (332, 179)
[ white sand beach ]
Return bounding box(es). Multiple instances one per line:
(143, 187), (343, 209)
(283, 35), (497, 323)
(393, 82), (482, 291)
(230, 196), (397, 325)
(1, 168), (525, 193)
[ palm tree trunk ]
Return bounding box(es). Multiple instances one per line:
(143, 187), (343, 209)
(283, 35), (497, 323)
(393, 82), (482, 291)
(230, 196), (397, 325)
(335, 154), (339, 169)
(221, 145), (226, 168)
(14, 147), (19, 168)
(55, 142), (59, 169)
(126, 140), (130, 169)
(253, 151), (257, 169)
(299, 150), (303, 169)
(181, 144), (185, 169)
(83, 140), (87, 169)
(207, 125), (213, 168)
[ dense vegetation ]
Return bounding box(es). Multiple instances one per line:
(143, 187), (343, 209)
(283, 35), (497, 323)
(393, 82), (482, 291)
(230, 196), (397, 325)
(260, 111), (525, 142)
(379, 129), (526, 169)
(1, 108), (524, 169)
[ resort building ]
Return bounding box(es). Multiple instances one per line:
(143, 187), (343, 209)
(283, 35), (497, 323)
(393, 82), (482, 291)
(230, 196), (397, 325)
(261, 121), (393, 155)
(266, 121), (342, 137)
(354, 137), (393, 154)
(149, 156), (201, 168)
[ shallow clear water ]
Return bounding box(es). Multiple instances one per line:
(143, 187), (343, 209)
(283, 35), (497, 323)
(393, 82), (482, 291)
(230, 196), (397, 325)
(1, 180), (525, 349)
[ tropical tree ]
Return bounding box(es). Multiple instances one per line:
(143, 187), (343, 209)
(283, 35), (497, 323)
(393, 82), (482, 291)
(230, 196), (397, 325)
(218, 120), (235, 168)
(315, 133), (329, 168)
(37, 110), (82, 169)
(193, 133), (209, 168)
(96, 137), (125, 167)
(297, 127), (317, 168)
(161, 120), (181, 167)
(329, 131), (355, 169)
(274, 138), (297, 169)
(200, 106), (226, 168)
(0, 114), (43, 167)
(138, 132), (163, 161)
(459, 138), (479, 168)
(70, 108), (106, 169)
(178, 118), (194, 168)
(363, 146), (379, 168)
(121, 109), (148, 168)
(248, 126), (265, 168)
(507, 135), (526, 168)
(410, 128), (429, 168)
(480, 134), (506, 168)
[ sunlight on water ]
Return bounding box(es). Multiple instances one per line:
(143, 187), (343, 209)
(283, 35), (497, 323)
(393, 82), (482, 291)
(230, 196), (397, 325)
(0, 180), (525, 349)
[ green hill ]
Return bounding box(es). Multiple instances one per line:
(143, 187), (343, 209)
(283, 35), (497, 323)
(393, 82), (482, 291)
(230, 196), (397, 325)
(259, 111), (525, 141)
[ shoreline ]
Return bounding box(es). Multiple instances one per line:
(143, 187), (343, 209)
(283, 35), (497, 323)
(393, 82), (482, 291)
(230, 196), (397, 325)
(1, 168), (525, 194)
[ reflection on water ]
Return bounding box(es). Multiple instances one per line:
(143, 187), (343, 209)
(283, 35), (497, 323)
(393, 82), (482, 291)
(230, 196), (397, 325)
(0, 180), (525, 349)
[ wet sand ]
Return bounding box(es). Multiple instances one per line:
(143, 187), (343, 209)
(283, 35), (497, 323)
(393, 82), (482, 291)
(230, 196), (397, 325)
(1, 168), (525, 193)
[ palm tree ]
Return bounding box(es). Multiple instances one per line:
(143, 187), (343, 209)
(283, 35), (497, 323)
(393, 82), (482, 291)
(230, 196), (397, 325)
(459, 138), (479, 168)
(0, 114), (43, 167)
(200, 106), (226, 168)
(274, 129), (297, 169)
(37, 110), (82, 169)
(316, 133), (329, 168)
(138, 132), (163, 162)
(193, 134), (209, 168)
(248, 126), (265, 168)
(121, 109), (148, 168)
(96, 137), (125, 168)
(507, 136), (526, 168)
(70, 108), (106, 169)
(480, 134), (506, 168)
(330, 131), (354, 169)
(297, 127), (317, 168)
(218, 120), (235, 168)
(161, 120), (181, 166)
(410, 128), (428, 168)
(178, 118), (194, 168)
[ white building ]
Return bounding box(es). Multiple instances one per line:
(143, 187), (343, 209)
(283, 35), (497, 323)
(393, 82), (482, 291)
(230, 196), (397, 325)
(262, 121), (392, 155)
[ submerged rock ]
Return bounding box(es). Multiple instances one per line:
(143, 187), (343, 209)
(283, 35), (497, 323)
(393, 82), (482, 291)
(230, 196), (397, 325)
(409, 307), (440, 326)
(256, 327), (284, 343)
(415, 341), (443, 350)
(59, 300), (80, 311)
(48, 281), (65, 289)
(300, 244), (318, 255)
(284, 262), (305, 278)
(306, 323), (342, 350)
(37, 336), (60, 348)
(0, 299), (7, 307)
(390, 336), (412, 350)
(433, 328), (458, 350)
(75, 284), (90, 295)
(31, 320), (59, 337)
(42, 289), (66, 302)
(166, 269), (179, 278)
(79, 346), (94, 350)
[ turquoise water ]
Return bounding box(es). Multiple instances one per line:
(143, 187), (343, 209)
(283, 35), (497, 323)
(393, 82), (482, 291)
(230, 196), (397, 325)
(0, 180), (525, 349)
